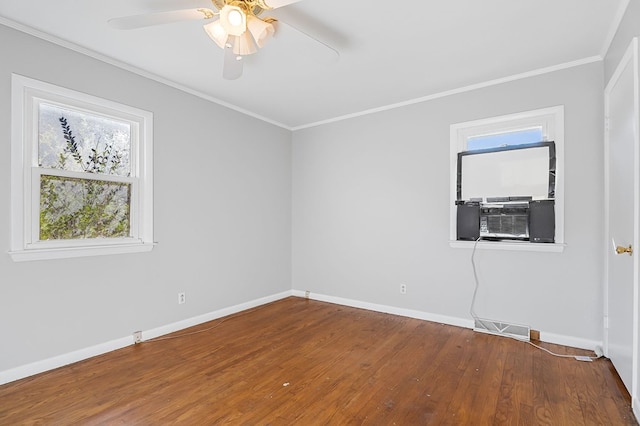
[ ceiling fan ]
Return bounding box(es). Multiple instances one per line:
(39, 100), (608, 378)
(108, 0), (338, 80)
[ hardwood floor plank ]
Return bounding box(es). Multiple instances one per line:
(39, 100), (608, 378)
(348, 320), (464, 424)
(493, 347), (533, 425)
(0, 297), (637, 425)
(438, 332), (506, 425)
(579, 356), (636, 425)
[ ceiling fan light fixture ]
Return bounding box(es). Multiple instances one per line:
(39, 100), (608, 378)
(227, 10), (243, 26)
(203, 20), (228, 49)
(219, 5), (246, 36)
(232, 32), (258, 55)
(247, 16), (275, 48)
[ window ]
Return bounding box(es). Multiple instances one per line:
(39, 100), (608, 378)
(10, 75), (154, 261)
(467, 128), (544, 151)
(449, 106), (564, 251)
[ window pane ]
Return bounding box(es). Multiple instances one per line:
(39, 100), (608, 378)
(467, 128), (544, 151)
(39, 175), (131, 240)
(38, 103), (131, 176)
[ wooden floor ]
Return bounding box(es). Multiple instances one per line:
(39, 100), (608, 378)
(0, 297), (637, 425)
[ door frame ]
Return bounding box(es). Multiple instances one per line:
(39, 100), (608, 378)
(604, 36), (640, 415)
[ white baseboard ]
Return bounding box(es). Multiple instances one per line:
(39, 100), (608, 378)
(292, 290), (602, 352)
(142, 290), (293, 341)
(1, 289), (603, 386)
(539, 331), (602, 352)
(292, 289), (473, 329)
(0, 336), (132, 386)
(633, 396), (640, 422)
(0, 290), (294, 386)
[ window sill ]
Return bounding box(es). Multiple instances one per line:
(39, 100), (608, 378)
(8, 242), (155, 262)
(449, 240), (565, 253)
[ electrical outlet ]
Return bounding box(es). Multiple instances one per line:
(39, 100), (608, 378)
(400, 284), (407, 294)
(178, 292), (186, 304)
(133, 331), (142, 344)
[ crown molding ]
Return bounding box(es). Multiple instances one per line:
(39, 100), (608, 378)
(292, 56), (603, 131)
(0, 17), (292, 131)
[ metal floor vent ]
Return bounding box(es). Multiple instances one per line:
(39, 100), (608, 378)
(474, 318), (530, 341)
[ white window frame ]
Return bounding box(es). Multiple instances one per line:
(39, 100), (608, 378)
(10, 74), (154, 261)
(449, 106), (565, 252)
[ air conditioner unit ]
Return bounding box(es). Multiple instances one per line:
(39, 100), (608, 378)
(479, 204), (529, 240)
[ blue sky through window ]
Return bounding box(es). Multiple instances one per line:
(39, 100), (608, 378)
(467, 128), (544, 151)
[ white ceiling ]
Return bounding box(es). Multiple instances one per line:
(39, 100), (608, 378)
(0, 0), (627, 129)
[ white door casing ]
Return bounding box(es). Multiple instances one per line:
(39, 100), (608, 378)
(604, 37), (640, 413)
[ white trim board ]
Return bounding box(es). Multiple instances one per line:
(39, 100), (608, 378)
(603, 36), (640, 420)
(0, 17), (603, 132)
(291, 290), (602, 352)
(0, 335), (132, 387)
(0, 290), (293, 386)
(292, 57), (601, 131)
(1, 289), (602, 386)
(0, 17), (290, 131)
(292, 289), (473, 330)
(141, 291), (293, 341)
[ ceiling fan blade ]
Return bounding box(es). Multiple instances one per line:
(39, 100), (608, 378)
(223, 44), (244, 80)
(268, 5), (347, 54)
(108, 8), (216, 30)
(275, 20), (339, 60)
(263, 0), (303, 9)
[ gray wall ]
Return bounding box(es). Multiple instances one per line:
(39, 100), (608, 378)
(0, 24), (292, 372)
(0, 7), (616, 376)
(605, 0), (640, 85)
(292, 62), (604, 342)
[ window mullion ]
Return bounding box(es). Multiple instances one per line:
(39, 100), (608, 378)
(36, 167), (135, 184)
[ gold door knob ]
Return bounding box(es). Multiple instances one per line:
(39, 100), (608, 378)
(616, 245), (633, 255)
